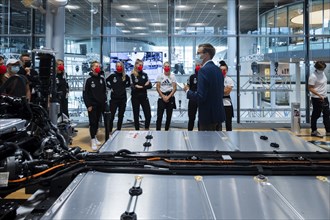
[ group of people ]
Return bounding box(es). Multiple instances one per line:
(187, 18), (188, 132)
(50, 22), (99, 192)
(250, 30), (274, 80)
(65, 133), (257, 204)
(0, 54), (70, 118)
(83, 43), (235, 151)
(186, 57), (234, 131)
(1, 48), (327, 152)
(83, 59), (178, 150)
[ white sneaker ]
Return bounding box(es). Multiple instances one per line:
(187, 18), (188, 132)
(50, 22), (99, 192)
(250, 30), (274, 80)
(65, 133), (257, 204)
(95, 137), (101, 145)
(91, 139), (98, 151)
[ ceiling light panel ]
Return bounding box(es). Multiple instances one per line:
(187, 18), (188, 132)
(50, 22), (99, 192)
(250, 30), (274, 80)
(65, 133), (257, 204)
(126, 18), (144, 22)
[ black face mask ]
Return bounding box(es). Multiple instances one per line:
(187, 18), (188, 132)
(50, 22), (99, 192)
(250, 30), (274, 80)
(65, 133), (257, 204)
(24, 61), (31, 68)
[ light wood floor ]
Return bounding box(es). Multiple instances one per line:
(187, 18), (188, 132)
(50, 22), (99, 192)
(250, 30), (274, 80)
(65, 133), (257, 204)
(5, 125), (330, 200)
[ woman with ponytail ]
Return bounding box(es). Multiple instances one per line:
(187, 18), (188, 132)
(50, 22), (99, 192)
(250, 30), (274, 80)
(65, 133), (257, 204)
(106, 61), (131, 133)
(130, 59), (152, 130)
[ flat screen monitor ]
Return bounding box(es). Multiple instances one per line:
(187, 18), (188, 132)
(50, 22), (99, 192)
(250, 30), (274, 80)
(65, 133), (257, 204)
(109, 52), (163, 83)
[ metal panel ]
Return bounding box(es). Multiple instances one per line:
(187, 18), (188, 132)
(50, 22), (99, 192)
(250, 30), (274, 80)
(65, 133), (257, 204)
(101, 131), (324, 152)
(0, 119), (26, 135)
(41, 172), (330, 220)
(101, 131), (190, 152)
(41, 131), (329, 219)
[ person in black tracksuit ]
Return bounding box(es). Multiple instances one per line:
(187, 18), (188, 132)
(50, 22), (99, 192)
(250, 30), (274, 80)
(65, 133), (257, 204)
(130, 59), (152, 130)
(187, 64), (201, 131)
(17, 53), (40, 104)
(220, 60), (234, 131)
(83, 61), (106, 150)
(106, 61), (131, 133)
(56, 59), (69, 118)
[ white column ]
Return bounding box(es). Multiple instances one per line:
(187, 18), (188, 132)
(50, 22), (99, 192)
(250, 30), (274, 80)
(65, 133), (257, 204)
(53, 7), (65, 59)
(270, 61), (276, 108)
(45, 3), (53, 49)
(290, 63), (301, 103)
(227, 0), (236, 75)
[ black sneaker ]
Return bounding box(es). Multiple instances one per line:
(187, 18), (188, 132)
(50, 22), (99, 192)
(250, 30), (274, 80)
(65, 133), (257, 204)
(311, 130), (323, 138)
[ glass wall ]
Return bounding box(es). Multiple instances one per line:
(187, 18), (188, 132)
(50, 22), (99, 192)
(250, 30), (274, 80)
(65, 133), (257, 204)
(1, 0), (330, 126)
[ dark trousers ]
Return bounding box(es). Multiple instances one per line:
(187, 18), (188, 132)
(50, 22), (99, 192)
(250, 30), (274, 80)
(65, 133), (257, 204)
(109, 99), (127, 133)
(199, 123), (220, 131)
(223, 105), (233, 131)
(131, 95), (151, 130)
(188, 100), (198, 131)
(59, 96), (69, 118)
(311, 97), (330, 132)
(156, 98), (174, 131)
(88, 104), (104, 139)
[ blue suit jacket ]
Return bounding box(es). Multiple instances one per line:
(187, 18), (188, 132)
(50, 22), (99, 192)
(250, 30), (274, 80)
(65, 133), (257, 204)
(187, 61), (225, 125)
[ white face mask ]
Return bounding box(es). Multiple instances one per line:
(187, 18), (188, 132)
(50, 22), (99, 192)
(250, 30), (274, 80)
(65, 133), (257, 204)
(11, 66), (20, 74)
(195, 54), (203, 64)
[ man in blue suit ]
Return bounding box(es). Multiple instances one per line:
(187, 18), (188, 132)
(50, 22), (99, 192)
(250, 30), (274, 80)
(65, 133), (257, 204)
(184, 43), (225, 131)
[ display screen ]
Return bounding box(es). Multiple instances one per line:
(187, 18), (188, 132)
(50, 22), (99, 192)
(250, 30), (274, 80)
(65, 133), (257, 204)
(109, 52), (163, 83)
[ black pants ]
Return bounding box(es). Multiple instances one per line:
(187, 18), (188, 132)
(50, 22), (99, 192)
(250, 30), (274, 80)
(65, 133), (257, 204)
(188, 100), (198, 131)
(109, 99), (127, 133)
(199, 123), (220, 131)
(88, 104), (104, 139)
(59, 96), (69, 118)
(131, 95), (151, 130)
(223, 105), (233, 131)
(311, 97), (330, 132)
(156, 98), (175, 131)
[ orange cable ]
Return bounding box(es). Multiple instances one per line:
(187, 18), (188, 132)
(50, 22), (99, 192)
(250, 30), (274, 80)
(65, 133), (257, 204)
(8, 160), (85, 183)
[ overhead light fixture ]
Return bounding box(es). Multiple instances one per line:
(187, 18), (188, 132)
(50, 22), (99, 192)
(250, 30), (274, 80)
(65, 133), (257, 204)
(21, 0), (46, 13)
(126, 18), (144, 22)
(149, 23), (166, 26)
(176, 5), (191, 11)
(115, 5), (139, 11)
(132, 27), (147, 30)
(189, 22), (207, 26)
(90, 8), (98, 14)
(175, 18), (187, 22)
(48, 0), (68, 7)
(65, 5), (80, 10)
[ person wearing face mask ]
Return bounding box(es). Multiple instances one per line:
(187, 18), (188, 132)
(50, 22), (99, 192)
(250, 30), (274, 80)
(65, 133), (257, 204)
(56, 59), (70, 118)
(220, 60), (234, 131)
(156, 61), (177, 131)
(0, 59), (31, 100)
(83, 61), (107, 151)
(106, 61), (131, 134)
(17, 53), (40, 103)
(130, 59), (152, 130)
(0, 55), (8, 86)
(184, 43), (225, 131)
(0, 55), (6, 74)
(186, 63), (201, 131)
(308, 61), (329, 137)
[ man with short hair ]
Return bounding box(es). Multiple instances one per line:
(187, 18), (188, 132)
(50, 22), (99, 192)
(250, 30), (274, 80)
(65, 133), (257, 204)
(184, 43), (225, 131)
(308, 61), (329, 137)
(17, 53), (40, 103)
(56, 59), (69, 118)
(0, 59), (31, 100)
